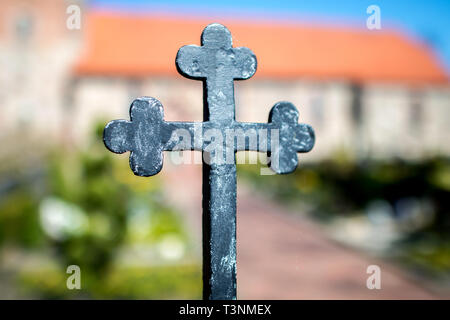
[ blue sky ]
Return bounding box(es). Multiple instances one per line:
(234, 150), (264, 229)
(91, 0), (450, 73)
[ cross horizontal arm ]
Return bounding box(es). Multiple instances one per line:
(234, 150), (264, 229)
(104, 98), (314, 175)
(162, 121), (314, 152)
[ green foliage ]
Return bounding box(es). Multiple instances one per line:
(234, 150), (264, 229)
(239, 156), (450, 225)
(0, 122), (198, 298)
(0, 188), (44, 247)
(238, 156), (450, 274)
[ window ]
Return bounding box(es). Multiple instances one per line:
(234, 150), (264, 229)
(310, 84), (324, 127)
(351, 83), (363, 126)
(311, 93), (324, 127)
(409, 90), (423, 133)
(15, 13), (34, 42)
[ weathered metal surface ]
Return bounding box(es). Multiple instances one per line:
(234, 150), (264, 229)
(103, 23), (315, 300)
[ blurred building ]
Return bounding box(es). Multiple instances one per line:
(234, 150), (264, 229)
(0, 2), (449, 160)
(0, 0), (82, 144)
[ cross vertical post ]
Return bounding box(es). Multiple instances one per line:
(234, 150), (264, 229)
(176, 24), (258, 299)
(103, 23), (315, 300)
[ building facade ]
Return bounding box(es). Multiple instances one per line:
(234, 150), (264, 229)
(0, 3), (449, 162)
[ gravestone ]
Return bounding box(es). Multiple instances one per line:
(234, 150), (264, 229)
(103, 23), (315, 300)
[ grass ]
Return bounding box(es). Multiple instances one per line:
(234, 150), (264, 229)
(18, 264), (202, 299)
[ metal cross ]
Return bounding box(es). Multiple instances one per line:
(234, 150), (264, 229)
(103, 23), (315, 300)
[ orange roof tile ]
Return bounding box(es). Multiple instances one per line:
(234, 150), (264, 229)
(74, 12), (448, 85)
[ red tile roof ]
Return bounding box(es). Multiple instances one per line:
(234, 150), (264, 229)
(74, 12), (448, 84)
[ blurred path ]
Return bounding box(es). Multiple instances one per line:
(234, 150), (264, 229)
(237, 188), (444, 299)
(162, 164), (447, 299)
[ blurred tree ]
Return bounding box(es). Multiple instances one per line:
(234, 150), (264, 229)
(0, 121), (196, 298)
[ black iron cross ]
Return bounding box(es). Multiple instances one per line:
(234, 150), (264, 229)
(103, 23), (315, 300)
